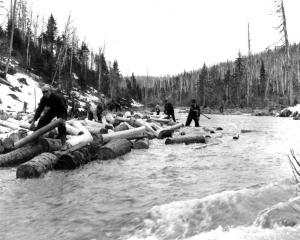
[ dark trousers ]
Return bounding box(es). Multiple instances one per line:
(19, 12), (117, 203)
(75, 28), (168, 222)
(185, 114), (199, 127)
(167, 113), (176, 122)
(96, 113), (102, 123)
(88, 111), (94, 120)
(36, 110), (67, 143)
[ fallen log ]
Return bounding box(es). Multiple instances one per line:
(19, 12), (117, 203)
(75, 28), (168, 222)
(66, 121), (93, 147)
(95, 138), (132, 160)
(114, 122), (129, 132)
(131, 119), (159, 137)
(16, 141), (90, 178)
(157, 122), (184, 139)
(13, 118), (63, 149)
(1, 129), (28, 152)
(115, 116), (132, 123)
(133, 138), (149, 149)
(83, 119), (106, 129)
(0, 119), (21, 130)
(66, 123), (83, 136)
(165, 135), (206, 145)
(54, 146), (92, 170)
(39, 137), (62, 151)
(0, 125), (13, 133)
(149, 117), (170, 124)
(102, 126), (147, 143)
(0, 142), (46, 167)
(85, 126), (108, 134)
(16, 152), (58, 178)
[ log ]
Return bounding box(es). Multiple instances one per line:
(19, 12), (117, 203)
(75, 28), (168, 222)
(157, 122), (184, 139)
(66, 121), (93, 147)
(0, 119), (21, 130)
(16, 152), (58, 178)
(66, 123), (83, 135)
(0, 142), (46, 167)
(19, 121), (31, 130)
(13, 118), (64, 149)
(115, 116), (132, 123)
(105, 113), (115, 124)
(85, 126), (107, 134)
(150, 117), (170, 124)
(83, 119), (106, 129)
(16, 141), (91, 178)
(131, 119), (159, 137)
(165, 135), (206, 145)
(95, 138), (132, 160)
(102, 126), (147, 143)
(133, 138), (149, 149)
(114, 122), (129, 132)
(54, 146), (92, 170)
(1, 129), (28, 151)
(39, 138), (62, 151)
(0, 125), (13, 133)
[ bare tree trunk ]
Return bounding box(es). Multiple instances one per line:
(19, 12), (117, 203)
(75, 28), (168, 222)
(26, 10), (32, 69)
(4, 0), (18, 80)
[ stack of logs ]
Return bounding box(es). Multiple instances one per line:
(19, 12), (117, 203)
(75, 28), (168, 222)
(0, 111), (216, 179)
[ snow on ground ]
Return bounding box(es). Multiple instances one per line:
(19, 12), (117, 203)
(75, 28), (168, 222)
(132, 99), (143, 108)
(1, 72), (43, 113)
(0, 70), (103, 114)
(289, 104), (300, 113)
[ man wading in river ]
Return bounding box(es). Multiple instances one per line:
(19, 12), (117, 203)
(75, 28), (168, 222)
(185, 99), (200, 127)
(164, 99), (176, 122)
(29, 85), (68, 149)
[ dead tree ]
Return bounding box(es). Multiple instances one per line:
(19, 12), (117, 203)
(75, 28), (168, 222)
(4, 0), (18, 80)
(275, 0), (292, 104)
(288, 149), (300, 196)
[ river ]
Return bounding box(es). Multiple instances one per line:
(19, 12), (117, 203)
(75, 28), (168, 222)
(1, 111), (300, 240)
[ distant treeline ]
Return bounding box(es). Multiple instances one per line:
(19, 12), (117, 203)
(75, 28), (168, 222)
(137, 44), (300, 109)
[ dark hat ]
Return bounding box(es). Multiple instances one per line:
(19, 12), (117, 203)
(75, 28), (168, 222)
(191, 99), (196, 103)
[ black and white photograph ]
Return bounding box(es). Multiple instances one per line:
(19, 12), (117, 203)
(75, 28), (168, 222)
(1, 0), (300, 239)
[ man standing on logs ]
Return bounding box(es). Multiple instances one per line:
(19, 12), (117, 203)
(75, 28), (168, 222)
(96, 101), (104, 123)
(29, 85), (68, 148)
(185, 99), (200, 127)
(164, 99), (176, 122)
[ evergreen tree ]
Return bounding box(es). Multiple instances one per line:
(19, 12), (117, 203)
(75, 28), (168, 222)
(233, 52), (245, 106)
(224, 68), (232, 104)
(44, 14), (57, 55)
(198, 63), (208, 106)
(109, 60), (122, 99)
(130, 73), (138, 100)
(259, 59), (267, 99)
(99, 53), (109, 95)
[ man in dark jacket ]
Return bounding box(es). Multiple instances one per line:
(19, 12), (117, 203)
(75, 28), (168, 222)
(96, 102), (104, 123)
(29, 85), (68, 147)
(164, 99), (176, 122)
(185, 99), (200, 127)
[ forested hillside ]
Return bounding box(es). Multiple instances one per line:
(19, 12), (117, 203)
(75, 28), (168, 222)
(1, 0), (297, 110)
(138, 43), (300, 109)
(0, 0), (142, 108)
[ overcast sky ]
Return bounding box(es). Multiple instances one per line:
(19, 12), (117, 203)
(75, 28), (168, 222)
(3, 0), (300, 76)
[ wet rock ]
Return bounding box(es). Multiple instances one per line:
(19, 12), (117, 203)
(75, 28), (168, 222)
(279, 108), (292, 117)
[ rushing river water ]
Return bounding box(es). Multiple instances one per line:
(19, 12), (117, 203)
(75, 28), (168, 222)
(1, 111), (300, 240)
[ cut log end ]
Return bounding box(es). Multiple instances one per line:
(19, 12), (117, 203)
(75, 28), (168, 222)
(16, 165), (41, 178)
(133, 138), (149, 149)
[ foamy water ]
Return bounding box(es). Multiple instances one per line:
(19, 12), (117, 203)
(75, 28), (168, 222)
(0, 112), (300, 240)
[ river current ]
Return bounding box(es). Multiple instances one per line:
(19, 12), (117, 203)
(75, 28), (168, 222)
(1, 111), (300, 240)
